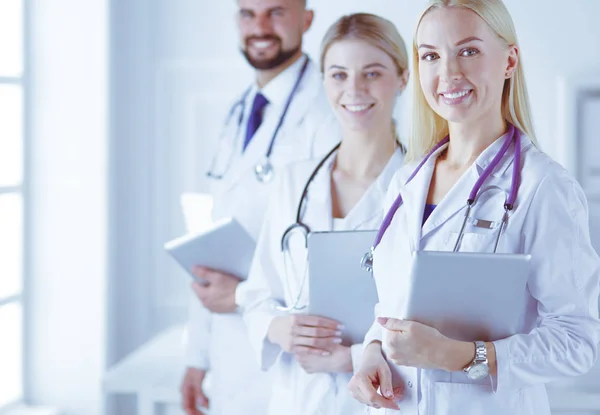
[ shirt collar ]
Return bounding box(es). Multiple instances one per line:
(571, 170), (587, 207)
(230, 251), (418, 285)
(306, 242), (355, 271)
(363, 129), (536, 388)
(254, 54), (309, 108)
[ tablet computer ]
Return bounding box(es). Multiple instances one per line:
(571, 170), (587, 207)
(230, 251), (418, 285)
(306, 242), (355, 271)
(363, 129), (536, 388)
(164, 217), (255, 284)
(404, 250), (531, 342)
(307, 230), (378, 345)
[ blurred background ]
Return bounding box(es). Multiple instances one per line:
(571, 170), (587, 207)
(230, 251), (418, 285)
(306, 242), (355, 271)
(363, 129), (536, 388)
(1, 0), (600, 414)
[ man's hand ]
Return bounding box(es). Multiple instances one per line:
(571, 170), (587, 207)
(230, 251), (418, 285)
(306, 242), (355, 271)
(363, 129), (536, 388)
(191, 266), (242, 313)
(181, 367), (209, 415)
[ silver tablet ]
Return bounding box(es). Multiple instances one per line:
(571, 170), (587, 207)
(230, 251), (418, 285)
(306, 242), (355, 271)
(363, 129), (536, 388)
(307, 230), (378, 345)
(164, 217), (255, 284)
(405, 250), (531, 342)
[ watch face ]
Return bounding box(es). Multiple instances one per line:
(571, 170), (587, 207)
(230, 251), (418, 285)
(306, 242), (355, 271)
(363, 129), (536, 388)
(467, 363), (490, 380)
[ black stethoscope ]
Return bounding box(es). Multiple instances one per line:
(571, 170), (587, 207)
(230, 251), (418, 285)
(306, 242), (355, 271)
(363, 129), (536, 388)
(277, 140), (405, 311)
(206, 57), (311, 184)
(360, 123), (522, 272)
(276, 142), (341, 311)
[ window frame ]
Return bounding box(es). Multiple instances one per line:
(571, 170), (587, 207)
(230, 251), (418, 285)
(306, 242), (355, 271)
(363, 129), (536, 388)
(0, 0), (28, 410)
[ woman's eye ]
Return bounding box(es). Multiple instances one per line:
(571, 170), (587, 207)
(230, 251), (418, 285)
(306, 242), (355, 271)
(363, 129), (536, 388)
(421, 53), (439, 62)
(461, 48), (479, 57)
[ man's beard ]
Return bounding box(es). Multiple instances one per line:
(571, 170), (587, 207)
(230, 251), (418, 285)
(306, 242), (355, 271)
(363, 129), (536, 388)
(242, 35), (301, 70)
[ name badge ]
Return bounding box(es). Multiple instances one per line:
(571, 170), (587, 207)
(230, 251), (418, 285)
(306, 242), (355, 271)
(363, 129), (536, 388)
(471, 218), (498, 229)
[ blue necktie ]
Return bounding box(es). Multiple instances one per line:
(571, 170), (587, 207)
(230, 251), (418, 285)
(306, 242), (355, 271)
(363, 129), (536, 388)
(243, 92), (269, 152)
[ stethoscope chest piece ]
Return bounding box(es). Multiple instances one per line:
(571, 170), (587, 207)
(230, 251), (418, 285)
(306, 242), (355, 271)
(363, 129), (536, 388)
(360, 247), (374, 273)
(255, 158), (274, 184)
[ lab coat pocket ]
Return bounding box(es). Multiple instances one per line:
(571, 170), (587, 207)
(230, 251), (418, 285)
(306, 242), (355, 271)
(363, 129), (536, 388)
(429, 381), (520, 415)
(448, 231), (498, 253)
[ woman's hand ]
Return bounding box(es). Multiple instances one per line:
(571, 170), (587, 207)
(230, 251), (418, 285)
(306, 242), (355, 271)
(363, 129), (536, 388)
(267, 314), (343, 355)
(348, 341), (403, 410)
(295, 344), (353, 374)
(378, 317), (475, 371)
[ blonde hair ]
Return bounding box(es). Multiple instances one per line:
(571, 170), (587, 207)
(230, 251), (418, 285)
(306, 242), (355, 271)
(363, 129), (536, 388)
(407, 0), (537, 162)
(319, 13), (409, 77)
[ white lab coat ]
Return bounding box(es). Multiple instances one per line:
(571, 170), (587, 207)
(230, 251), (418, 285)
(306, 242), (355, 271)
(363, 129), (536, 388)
(185, 55), (340, 415)
(239, 148), (405, 415)
(364, 134), (600, 415)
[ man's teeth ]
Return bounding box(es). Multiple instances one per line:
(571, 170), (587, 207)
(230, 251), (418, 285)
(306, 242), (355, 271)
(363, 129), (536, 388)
(344, 104), (371, 112)
(442, 90), (470, 99)
(253, 41), (273, 49)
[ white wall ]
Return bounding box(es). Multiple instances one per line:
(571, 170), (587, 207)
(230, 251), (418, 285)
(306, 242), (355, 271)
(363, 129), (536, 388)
(27, 0), (109, 414)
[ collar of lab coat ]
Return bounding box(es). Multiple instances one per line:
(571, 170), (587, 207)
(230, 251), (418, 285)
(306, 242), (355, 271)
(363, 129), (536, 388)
(303, 147), (405, 232)
(398, 131), (533, 249)
(217, 56), (322, 193)
(255, 54), (309, 108)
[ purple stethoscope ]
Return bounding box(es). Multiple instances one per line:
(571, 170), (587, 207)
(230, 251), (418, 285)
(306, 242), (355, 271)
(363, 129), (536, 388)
(360, 123), (522, 272)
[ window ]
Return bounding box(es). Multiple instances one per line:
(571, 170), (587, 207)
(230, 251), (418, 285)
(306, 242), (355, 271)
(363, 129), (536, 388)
(0, 0), (25, 409)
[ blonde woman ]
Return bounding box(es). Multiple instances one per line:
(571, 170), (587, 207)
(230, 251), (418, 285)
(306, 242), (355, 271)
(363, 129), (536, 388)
(348, 1), (600, 414)
(237, 13), (409, 415)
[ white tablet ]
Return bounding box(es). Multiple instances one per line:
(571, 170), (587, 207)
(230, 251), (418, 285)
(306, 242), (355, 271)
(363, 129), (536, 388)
(307, 230), (378, 345)
(404, 250), (531, 342)
(164, 217), (255, 284)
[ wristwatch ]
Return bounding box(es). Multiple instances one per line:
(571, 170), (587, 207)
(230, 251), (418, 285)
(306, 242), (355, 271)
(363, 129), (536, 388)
(463, 341), (489, 380)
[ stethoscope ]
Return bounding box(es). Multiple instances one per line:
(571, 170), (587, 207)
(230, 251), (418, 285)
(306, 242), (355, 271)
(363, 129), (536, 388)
(360, 123), (522, 272)
(205, 56), (311, 184)
(276, 139), (406, 312)
(276, 142), (342, 312)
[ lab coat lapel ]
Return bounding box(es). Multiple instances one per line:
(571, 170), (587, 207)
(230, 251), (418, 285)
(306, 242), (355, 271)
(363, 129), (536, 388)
(343, 149), (405, 231)
(420, 163), (479, 241)
(207, 88), (251, 197)
(401, 154), (437, 252)
(272, 60), (322, 142)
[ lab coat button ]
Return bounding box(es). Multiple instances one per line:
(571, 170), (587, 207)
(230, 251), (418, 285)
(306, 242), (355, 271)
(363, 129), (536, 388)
(408, 381), (413, 388)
